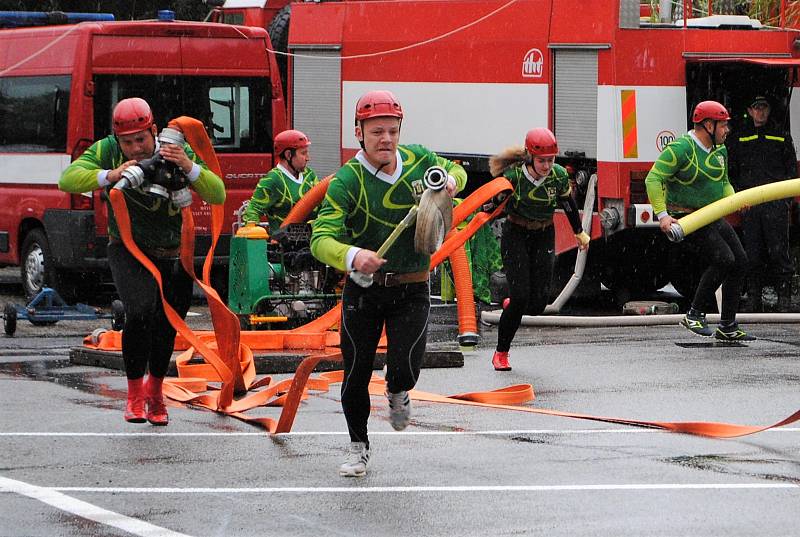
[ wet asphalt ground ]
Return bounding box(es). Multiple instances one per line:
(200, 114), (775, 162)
(1, 267), (798, 537)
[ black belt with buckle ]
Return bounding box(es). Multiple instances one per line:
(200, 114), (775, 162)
(373, 270), (430, 287)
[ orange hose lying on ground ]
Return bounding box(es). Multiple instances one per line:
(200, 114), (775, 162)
(309, 371), (800, 439)
(99, 160), (800, 439)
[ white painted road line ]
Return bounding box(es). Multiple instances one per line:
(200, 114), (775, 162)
(0, 476), (195, 537)
(1, 428), (798, 437)
(52, 483), (800, 493)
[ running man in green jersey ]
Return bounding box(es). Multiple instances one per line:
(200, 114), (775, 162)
(242, 129), (319, 235)
(311, 90), (466, 477)
(646, 100), (754, 342)
(59, 97), (225, 426)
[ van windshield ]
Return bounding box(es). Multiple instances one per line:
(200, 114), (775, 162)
(0, 75), (70, 152)
(94, 75), (272, 153)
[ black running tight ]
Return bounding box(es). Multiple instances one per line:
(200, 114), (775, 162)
(496, 221), (555, 353)
(339, 279), (430, 447)
(683, 218), (747, 322)
(108, 242), (193, 380)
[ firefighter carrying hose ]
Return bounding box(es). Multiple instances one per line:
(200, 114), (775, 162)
(726, 95), (798, 313)
(311, 90), (466, 477)
(646, 100), (754, 342)
(58, 97), (225, 425)
(489, 128), (590, 372)
(242, 129), (320, 235)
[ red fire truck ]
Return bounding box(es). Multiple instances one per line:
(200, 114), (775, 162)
(0, 11), (285, 299)
(210, 0), (800, 301)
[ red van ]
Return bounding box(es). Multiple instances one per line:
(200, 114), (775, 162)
(0, 13), (286, 299)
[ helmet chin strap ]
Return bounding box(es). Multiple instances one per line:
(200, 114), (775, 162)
(283, 149), (302, 178)
(700, 120), (720, 149)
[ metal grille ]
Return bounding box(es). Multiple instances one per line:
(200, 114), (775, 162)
(553, 50), (598, 159)
(291, 48), (341, 177)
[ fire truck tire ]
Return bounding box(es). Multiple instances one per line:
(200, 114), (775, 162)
(20, 228), (77, 301)
(595, 230), (670, 300)
(267, 4), (291, 91)
(3, 303), (16, 337)
(668, 245), (703, 301)
(111, 300), (125, 331)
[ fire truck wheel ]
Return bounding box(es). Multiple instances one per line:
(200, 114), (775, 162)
(3, 304), (16, 337)
(668, 244), (703, 301)
(19, 228), (77, 302)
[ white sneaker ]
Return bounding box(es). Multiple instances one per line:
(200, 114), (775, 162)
(386, 390), (411, 431)
(339, 442), (370, 477)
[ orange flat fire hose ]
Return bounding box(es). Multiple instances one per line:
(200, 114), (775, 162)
(305, 372), (800, 439)
(100, 151), (800, 439)
(105, 117), (343, 431)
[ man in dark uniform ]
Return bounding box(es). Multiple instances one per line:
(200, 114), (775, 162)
(727, 95), (798, 312)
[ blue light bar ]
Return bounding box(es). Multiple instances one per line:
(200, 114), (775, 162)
(0, 11), (115, 28)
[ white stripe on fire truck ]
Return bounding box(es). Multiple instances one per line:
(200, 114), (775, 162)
(0, 154), (72, 185)
(342, 81), (549, 155)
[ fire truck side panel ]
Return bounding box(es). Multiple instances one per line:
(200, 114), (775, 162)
(246, 0), (800, 298)
(290, 1), (552, 163)
(340, 81), (548, 157)
(550, 0), (617, 43)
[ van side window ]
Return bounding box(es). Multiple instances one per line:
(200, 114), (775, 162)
(0, 75), (70, 152)
(93, 75), (272, 153)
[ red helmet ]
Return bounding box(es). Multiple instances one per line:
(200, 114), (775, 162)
(692, 100), (730, 123)
(274, 129), (311, 156)
(354, 90), (403, 124)
(112, 97), (154, 135)
(524, 128), (559, 157)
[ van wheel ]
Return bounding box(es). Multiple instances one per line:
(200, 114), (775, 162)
(20, 229), (77, 302)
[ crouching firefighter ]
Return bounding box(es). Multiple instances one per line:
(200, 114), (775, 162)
(58, 97), (225, 425)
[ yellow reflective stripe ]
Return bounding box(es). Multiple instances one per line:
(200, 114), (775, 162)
(738, 135), (758, 142)
(765, 135), (785, 142)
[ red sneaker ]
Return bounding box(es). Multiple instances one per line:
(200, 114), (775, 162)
(145, 376), (169, 426)
(502, 297), (510, 310)
(492, 351), (511, 371)
(124, 378), (146, 423)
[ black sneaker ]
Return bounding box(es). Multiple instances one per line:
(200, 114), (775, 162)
(715, 323), (756, 342)
(680, 312), (713, 337)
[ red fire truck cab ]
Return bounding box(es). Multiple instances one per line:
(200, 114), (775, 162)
(0, 12), (285, 299)
(211, 0), (800, 301)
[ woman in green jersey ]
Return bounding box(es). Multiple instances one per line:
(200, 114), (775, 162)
(490, 128), (590, 372)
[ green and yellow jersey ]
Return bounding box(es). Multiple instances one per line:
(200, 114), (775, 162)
(311, 144), (466, 273)
(645, 133), (734, 216)
(242, 165), (319, 234)
(59, 135), (225, 251)
(504, 162), (571, 221)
